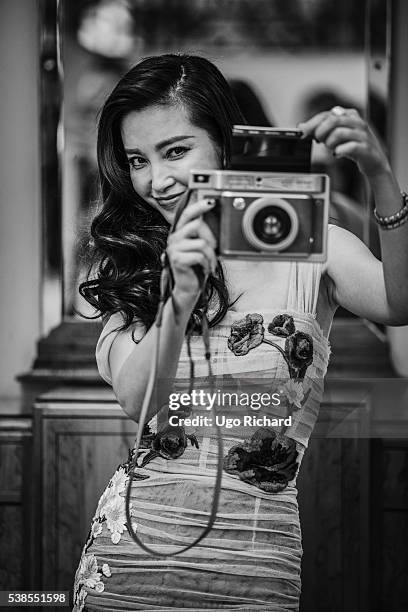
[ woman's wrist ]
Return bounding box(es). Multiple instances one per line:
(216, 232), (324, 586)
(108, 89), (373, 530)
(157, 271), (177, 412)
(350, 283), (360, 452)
(366, 162), (394, 186)
(374, 192), (408, 230)
(367, 166), (403, 216)
(171, 286), (200, 315)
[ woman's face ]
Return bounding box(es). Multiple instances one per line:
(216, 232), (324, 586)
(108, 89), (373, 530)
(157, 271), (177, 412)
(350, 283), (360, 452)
(121, 103), (221, 223)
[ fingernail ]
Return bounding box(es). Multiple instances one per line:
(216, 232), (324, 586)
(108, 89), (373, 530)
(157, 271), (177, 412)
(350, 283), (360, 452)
(206, 198), (216, 207)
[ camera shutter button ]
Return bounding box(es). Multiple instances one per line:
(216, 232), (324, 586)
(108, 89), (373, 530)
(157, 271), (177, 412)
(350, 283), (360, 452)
(232, 197), (246, 210)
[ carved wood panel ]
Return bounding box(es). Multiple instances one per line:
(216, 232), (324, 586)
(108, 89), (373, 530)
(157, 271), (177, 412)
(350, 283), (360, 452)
(370, 441), (408, 611)
(34, 401), (137, 593)
(0, 418), (33, 590)
(298, 437), (370, 612)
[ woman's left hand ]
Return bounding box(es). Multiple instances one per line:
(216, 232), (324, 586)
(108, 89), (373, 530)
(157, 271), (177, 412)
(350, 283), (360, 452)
(299, 106), (408, 327)
(298, 107), (391, 179)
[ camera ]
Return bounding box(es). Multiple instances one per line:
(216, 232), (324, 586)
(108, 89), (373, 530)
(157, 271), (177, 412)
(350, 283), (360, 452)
(188, 126), (330, 262)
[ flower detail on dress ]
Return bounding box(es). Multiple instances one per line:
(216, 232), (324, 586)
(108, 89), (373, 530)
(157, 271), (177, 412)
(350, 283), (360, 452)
(268, 314), (295, 337)
(228, 312), (314, 382)
(285, 331), (314, 380)
(73, 586), (87, 612)
(104, 495), (131, 544)
(94, 581), (105, 593)
(110, 466), (128, 494)
(91, 520), (103, 538)
(281, 379), (304, 409)
(227, 313), (265, 356)
(77, 553), (102, 589)
(153, 425), (193, 459)
(135, 424), (199, 468)
(83, 461), (138, 552)
(102, 563), (112, 578)
(223, 428), (299, 493)
(73, 552), (106, 607)
(226, 312), (315, 441)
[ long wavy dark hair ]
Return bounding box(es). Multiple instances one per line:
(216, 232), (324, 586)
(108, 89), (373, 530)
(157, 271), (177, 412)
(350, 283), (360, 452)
(79, 54), (245, 333)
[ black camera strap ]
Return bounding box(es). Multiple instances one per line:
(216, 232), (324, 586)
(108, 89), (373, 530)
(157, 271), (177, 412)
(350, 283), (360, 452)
(125, 193), (224, 557)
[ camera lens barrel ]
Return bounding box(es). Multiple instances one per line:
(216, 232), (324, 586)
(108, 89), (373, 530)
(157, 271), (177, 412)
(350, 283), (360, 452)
(242, 197), (299, 252)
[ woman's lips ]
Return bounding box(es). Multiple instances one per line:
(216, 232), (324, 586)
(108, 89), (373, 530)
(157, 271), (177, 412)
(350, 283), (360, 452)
(155, 192), (186, 209)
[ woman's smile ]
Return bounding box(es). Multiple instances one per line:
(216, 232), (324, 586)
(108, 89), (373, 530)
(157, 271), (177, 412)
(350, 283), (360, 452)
(154, 191), (186, 209)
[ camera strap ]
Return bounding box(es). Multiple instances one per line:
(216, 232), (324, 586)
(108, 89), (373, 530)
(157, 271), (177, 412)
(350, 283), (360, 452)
(125, 195), (224, 557)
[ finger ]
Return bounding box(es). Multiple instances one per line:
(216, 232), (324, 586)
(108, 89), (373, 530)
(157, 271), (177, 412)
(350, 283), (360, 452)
(170, 251), (213, 275)
(299, 108), (364, 140)
(324, 126), (365, 151)
(197, 219), (217, 249)
(169, 238), (214, 258)
(168, 219), (201, 243)
(333, 141), (367, 160)
(168, 239), (217, 273)
(297, 111), (331, 138)
(175, 198), (216, 230)
(345, 108), (362, 120)
(169, 218), (217, 248)
(315, 113), (365, 144)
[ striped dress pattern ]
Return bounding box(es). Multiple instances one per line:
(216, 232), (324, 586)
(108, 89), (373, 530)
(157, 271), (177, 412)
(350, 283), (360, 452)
(72, 261), (332, 611)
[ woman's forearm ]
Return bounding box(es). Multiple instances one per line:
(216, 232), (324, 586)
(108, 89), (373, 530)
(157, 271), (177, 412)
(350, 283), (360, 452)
(114, 288), (198, 422)
(369, 167), (408, 322)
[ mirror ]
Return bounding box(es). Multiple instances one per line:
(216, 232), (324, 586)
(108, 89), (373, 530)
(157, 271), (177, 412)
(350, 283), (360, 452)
(41, 0), (388, 333)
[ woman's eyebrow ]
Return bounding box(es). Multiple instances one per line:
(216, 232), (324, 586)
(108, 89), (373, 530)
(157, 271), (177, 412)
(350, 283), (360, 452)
(156, 135), (194, 150)
(124, 135), (194, 155)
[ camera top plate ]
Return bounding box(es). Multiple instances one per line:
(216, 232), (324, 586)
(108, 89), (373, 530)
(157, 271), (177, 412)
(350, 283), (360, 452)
(189, 170), (328, 195)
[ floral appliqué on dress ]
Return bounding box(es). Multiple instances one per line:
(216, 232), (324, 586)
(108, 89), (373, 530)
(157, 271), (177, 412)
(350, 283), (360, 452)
(135, 423), (199, 468)
(72, 440), (146, 611)
(225, 313), (314, 492)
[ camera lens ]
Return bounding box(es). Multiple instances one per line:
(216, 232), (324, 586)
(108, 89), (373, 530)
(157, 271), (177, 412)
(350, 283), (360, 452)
(242, 197), (299, 251)
(253, 208), (290, 243)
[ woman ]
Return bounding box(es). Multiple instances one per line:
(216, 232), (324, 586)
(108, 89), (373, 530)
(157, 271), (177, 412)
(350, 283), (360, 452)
(73, 54), (408, 611)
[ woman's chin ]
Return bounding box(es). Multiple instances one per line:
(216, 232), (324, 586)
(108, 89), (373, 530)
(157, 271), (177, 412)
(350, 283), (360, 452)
(161, 208), (177, 224)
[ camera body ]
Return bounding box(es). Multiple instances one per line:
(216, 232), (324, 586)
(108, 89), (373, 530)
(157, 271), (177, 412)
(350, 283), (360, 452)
(188, 126), (330, 262)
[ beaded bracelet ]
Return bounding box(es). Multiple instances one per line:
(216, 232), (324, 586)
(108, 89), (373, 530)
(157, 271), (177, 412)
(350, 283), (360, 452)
(374, 191), (408, 229)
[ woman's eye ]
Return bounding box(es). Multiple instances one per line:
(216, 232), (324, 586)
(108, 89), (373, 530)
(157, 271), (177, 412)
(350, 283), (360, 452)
(128, 156), (146, 169)
(167, 146), (189, 159)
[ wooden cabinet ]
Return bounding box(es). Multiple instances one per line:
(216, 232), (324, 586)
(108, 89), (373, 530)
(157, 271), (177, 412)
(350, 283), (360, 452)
(370, 439), (408, 611)
(32, 388), (137, 592)
(0, 416), (33, 590)
(298, 379), (408, 612)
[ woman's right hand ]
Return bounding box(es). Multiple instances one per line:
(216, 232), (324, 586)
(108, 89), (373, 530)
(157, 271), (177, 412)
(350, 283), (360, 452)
(166, 199), (218, 305)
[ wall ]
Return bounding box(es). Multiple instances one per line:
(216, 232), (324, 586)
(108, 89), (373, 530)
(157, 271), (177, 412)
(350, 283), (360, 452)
(0, 0), (41, 405)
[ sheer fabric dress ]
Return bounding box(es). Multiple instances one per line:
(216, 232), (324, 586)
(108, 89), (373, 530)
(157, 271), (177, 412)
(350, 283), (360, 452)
(73, 253), (335, 612)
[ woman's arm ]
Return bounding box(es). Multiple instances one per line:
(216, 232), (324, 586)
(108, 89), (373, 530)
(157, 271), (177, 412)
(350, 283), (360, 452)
(110, 288), (198, 423)
(299, 108), (408, 325)
(108, 198), (217, 423)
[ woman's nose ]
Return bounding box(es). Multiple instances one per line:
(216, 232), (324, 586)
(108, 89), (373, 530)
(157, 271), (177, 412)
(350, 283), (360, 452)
(150, 163), (174, 195)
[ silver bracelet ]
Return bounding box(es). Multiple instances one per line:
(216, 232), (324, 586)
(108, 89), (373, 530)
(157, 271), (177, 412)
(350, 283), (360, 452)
(374, 191), (408, 229)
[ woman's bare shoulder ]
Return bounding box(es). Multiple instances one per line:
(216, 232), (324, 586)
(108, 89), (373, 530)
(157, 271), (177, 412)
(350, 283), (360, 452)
(96, 312), (145, 385)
